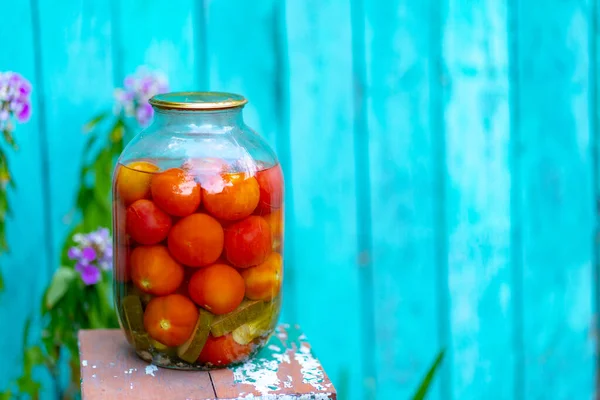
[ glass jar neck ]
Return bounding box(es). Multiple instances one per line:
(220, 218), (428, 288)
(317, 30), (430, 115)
(151, 107), (244, 129)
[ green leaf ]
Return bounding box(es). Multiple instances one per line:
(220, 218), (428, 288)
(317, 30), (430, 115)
(109, 119), (125, 143)
(76, 186), (95, 211)
(83, 111), (109, 132)
(2, 129), (18, 151)
(45, 267), (77, 309)
(0, 271), (4, 292)
(93, 148), (113, 208)
(24, 345), (45, 366)
(411, 349), (445, 400)
(22, 317), (32, 343)
(0, 390), (12, 400)
(83, 131), (99, 156)
(16, 375), (41, 397)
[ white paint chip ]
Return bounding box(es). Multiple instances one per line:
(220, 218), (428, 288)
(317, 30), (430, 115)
(232, 358), (281, 395)
(82, 360), (88, 367)
(145, 365), (158, 377)
(294, 343), (327, 391)
(268, 345), (281, 352)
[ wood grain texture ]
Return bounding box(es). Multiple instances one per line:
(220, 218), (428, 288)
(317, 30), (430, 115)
(205, 0), (281, 150)
(35, 0), (115, 262)
(0, 0), (51, 390)
(79, 326), (336, 399)
(442, 0), (514, 398)
(363, 0), (441, 398)
(284, 0), (364, 399)
(210, 325), (336, 399)
(594, 0), (600, 394)
(115, 0), (197, 90)
(516, 0), (596, 398)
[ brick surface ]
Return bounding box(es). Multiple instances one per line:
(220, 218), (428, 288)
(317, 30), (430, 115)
(79, 325), (336, 399)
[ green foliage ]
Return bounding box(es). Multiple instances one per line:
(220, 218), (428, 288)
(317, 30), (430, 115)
(411, 349), (446, 400)
(2, 113), (134, 399)
(0, 128), (18, 294)
(1, 320), (43, 399)
(44, 267), (77, 310)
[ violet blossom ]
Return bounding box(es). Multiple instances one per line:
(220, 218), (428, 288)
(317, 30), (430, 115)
(68, 227), (113, 285)
(0, 72), (32, 133)
(113, 67), (169, 127)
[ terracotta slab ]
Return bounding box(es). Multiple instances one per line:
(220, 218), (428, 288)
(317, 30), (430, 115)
(78, 329), (215, 400)
(210, 324), (336, 399)
(79, 325), (336, 399)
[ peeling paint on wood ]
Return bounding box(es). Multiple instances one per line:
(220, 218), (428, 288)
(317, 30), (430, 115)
(210, 325), (336, 399)
(78, 326), (336, 399)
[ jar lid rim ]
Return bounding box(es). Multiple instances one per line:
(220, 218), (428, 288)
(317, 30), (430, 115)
(149, 91), (248, 110)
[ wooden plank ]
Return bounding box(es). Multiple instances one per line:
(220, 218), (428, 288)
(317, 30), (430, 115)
(0, 0), (51, 390)
(594, 0), (600, 395)
(205, 0), (282, 150)
(36, 0), (115, 260)
(442, 1), (515, 398)
(78, 330), (215, 399)
(516, 0), (596, 398)
(363, 0), (442, 398)
(115, 0), (197, 90)
(284, 1), (364, 398)
(349, 0), (376, 397)
(210, 324), (336, 399)
(79, 326), (336, 399)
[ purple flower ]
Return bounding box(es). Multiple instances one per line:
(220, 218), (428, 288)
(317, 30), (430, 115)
(0, 72), (32, 133)
(81, 246), (97, 262)
(67, 247), (81, 260)
(16, 103), (30, 122)
(113, 67), (169, 127)
(70, 227), (113, 284)
(76, 263), (101, 286)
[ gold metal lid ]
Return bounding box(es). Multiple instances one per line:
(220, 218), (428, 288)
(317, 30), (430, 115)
(149, 91), (248, 110)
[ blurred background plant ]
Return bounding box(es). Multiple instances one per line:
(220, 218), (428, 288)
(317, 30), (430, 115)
(0, 72), (32, 293)
(0, 68), (168, 399)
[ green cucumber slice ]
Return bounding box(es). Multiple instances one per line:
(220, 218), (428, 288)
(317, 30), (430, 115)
(177, 309), (214, 363)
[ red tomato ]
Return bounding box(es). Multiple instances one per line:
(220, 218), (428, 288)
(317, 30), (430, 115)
(188, 264), (245, 315)
(262, 209), (284, 252)
(167, 213), (224, 267)
(151, 168), (201, 217)
(197, 334), (253, 366)
(126, 199), (171, 245)
(130, 245), (184, 295)
(202, 173), (259, 221)
(255, 165), (283, 215)
(224, 216), (271, 268)
(143, 294), (199, 347)
(240, 252), (283, 301)
(114, 245), (131, 283)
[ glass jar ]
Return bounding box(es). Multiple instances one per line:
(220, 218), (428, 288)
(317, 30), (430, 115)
(112, 92), (284, 369)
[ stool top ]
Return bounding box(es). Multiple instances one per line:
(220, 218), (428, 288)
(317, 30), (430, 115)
(78, 324), (337, 399)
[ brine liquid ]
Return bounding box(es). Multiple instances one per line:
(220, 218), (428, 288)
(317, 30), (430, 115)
(113, 158), (284, 369)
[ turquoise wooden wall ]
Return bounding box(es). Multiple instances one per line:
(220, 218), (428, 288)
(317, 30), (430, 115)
(0, 0), (598, 399)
